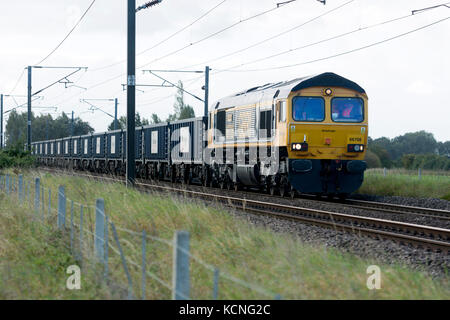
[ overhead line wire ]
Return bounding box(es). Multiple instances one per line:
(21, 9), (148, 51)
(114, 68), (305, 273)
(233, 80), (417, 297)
(181, 0), (356, 70)
(92, 0), (230, 71)
(35, 0), (97, 65)
(216, 16), (450, 72)
(43, 0), (298, 104)
(7, 69), (26, 95)
(216, 11), (421, 72)
(136, 0), (299, 69)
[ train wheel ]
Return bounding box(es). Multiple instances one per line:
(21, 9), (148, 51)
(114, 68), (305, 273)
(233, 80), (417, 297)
(269, 186), (278, 196)
(290, 187), (297, 199)
(338, 193), (348, 200)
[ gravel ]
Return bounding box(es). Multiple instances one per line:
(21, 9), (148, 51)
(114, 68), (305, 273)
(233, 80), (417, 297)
(350, 193), (450, 211)
(169, 183), (450, 229)
(163, 183), (450, 277)
(225, 204), (450, 278)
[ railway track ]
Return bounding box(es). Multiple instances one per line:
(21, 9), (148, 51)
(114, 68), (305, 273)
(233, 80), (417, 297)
(339, 199), (450, 221)
(37, 167), (450, 253)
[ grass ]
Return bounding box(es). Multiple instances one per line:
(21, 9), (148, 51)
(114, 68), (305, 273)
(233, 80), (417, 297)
(359, 169), (450, 199)
(0, 193), (112, 299)
(0, 168), (449, 299)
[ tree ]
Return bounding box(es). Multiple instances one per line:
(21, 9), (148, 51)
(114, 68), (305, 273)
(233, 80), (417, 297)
(5, 110), (28, 147)
(107, 112), (150, 131)
(437, 141), (450, 156)
(167, 81), (195, 121)
(369, 145), (393, 168)
(107, 116), (125, 131)
(364, 150), (381, 168)
(368, 131), (440, 163)
(151, 113), (162, 124)
(5, 111), (93, 147)
(390, 131), (437, 159)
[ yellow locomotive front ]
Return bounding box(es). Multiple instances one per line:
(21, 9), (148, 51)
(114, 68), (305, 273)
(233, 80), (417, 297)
(283, 83), (368, 197)
(206, 72), (368, 198)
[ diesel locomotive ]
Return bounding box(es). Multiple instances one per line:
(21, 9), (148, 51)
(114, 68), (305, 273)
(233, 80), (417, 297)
(32, 72), (368, 198)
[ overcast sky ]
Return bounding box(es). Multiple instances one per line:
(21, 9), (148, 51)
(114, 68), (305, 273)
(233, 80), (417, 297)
(0, 0), (449, 141)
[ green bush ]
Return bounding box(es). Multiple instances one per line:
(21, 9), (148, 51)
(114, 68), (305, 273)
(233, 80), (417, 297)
(364, 150), (381, 168)
(0, 145), (36, 170)
(401, 154), (450, 171)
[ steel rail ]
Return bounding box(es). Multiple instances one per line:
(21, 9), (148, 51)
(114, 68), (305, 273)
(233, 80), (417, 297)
(35, 167), (450, 253)
(341, 199), (450, 220)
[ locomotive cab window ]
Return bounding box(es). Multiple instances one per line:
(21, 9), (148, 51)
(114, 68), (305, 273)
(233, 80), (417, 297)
(215, 110), (226, 142)
(292, 97), (325, 122)
(259, 110), (272, 138)
(331, 97), (364, 123)
(279, 101), (286, 122)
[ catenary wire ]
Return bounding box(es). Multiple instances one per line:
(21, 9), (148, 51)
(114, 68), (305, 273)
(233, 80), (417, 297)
(91, 0), (230, 72)
(215, 16), (450, 73)
(35, 0), (97, 66)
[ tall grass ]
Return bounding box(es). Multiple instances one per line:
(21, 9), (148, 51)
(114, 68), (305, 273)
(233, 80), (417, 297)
(1, 169), (449, 299)
(359, 169), (450, 199)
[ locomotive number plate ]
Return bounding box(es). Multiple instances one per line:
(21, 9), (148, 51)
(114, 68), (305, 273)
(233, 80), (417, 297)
(347, 136), (364, 144)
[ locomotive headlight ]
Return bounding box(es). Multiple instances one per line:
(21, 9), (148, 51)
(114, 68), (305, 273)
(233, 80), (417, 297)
(324, 88), (333, 96)
(292, 143), (308, 151)
(347, 144), (364, 152)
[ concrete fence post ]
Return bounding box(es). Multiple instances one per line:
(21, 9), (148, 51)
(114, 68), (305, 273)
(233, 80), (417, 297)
(418, 168), (422, 180)
(57, 186), (66, 229)
(18, 175), (23, 203)
(95, 198), (105, 262)
(172, 230), (190, 300)
(34, 178), (40, 213)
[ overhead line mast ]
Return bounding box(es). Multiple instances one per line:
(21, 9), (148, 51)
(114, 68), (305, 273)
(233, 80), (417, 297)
(127, 0), (163, 186)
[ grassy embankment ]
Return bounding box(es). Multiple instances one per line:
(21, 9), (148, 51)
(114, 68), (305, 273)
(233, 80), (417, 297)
(0, 169), (449, 299)
(358, 168), (450, 200)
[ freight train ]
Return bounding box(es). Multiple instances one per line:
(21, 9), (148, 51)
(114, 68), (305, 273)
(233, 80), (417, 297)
(31, 72), (368, 198)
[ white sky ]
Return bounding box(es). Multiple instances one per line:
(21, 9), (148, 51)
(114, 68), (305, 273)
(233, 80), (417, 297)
(0, 0), (449, 141)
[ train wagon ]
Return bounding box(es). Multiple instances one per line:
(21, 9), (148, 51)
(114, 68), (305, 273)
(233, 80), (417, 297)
(33, 72), (368, 198)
